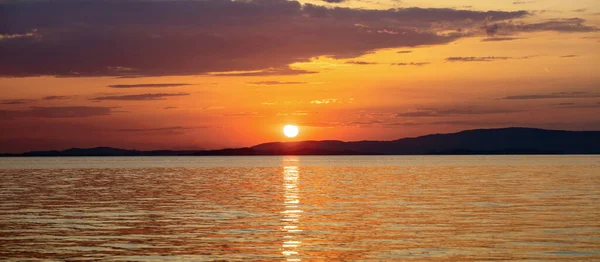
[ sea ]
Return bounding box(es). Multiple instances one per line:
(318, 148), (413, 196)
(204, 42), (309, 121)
(0, 156), (598, 261)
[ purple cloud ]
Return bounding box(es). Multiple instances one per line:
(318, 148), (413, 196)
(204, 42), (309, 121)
(248, 81), (307, 85)
(91, 93), (190, 101)
(481, 37), (521, 42)
(446, 56), (512, 62)
(0, 106), (113, 119)
(502, 91), (600, 100)
(345, 61), (379, 65)
(396, 107), (525, 117)
(0, 0), (531, 77)
(43, 95), (76, 100)
(392, 62), (430, 66)
(484, 18), (598, 36)
(0, 99), (34, 105)
(108, 83), (192, 88)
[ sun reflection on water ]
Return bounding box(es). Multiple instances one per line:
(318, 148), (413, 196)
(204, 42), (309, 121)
(282, 157), (302, 261)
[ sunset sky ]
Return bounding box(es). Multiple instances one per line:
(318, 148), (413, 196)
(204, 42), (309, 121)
(1, 0), (599, 152)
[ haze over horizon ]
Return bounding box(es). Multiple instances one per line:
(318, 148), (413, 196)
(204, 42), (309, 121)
(1, 0), (599, 153)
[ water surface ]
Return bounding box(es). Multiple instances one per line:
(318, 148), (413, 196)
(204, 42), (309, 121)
(0, 156), (599, 261)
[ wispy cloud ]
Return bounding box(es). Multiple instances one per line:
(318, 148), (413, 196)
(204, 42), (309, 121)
(513, 1), (535, 5)
(446, 56), (512, 62)
(345, 61), (379, 65)
(484, 18), (598, 36)
(247, 81), (307, 86)
(0, 99), (34, 105)
(202, 106), (225, 110)
(501, 91), (600, 100)
(0, 106), (113, 119)
(277, 111), (308, 116)
(310, 99), (339, 104)
(392, 62), (430, 66)
(108, 83), (192, 88)
(209, 67), (316, 77)
(42, 95), (76, 100)
(396, 106), (524, 117)
(481, 37), (521, 42)
(91, 93), (190, 101)
(222, 112), (261, 117)
(117, 126), (211, 133)
(550, 102), (600, 109)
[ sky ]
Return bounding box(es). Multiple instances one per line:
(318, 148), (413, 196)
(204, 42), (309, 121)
(1, 0), (599, 153)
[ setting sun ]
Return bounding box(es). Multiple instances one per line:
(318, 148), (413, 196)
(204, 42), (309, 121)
(283, 125), (299, 138)
(1, 0), (599, 261)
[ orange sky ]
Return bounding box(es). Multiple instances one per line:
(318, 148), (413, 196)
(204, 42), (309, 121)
(1, 0), (599, 152)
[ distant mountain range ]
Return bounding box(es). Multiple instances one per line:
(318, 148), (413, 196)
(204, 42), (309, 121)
(2, 127), (599, 156)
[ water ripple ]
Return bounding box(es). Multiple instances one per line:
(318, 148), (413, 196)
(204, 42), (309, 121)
(0, 156), (599, 261)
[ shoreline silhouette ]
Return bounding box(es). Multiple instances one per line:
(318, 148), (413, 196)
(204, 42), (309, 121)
(3, 127), (599, 156)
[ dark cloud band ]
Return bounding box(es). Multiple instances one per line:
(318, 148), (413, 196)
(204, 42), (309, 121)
(91, 93), (190, 101)
(108, 83), (192, 88)
(0, 0), (532, 77)
(0, 106), (113, 119)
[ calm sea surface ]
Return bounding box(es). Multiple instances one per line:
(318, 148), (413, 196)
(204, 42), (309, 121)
(0, 156), (599, 261)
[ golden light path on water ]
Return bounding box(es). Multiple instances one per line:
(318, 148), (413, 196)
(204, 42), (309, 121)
(282, 157), (302, 261)
(0, 156), (599, 260)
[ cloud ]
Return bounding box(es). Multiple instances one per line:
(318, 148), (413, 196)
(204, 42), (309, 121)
(108, 83), (192, 88)
(392, 62), (430, 66)
(0, 99), (34, 105)
(91, 93), (190, 101)
(163, 106), (178, 110)
(0, 106), (113, 119)
(446, 56), (512, 62)
(396, 106), (524, 117)
(484, 18), (598, 36)
(202, 106), (225, 110)
(384, 120), (527, 127)
(513, 1), (535, 4)
(117, 126), (210, 134)
(302, 120), (385, 127)
(501, 91), (600, 100)
(0, 32), (37, 40)
(311, 99), (339, 104)
(2, 96), (78, 104)
(560, 55), (578, 58)
(277, 111), (308, 116)
(0, 0), (531, 77)
(481, 37), (521, 42)
(396, 50), (412, 54)
(384, 120), (600, 130)
(347, 120), (385, 126)
(247, 81), (307, 85)
(223, 112), (261, 117)
(345, 61), (379, 65)
(43, 95), (76, 100)
(323, 0), (345, 3)
(551, 102), (600, 109)
(208, 67), (316, 77)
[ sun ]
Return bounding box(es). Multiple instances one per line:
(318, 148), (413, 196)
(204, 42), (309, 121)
(283, 125), (299, 138)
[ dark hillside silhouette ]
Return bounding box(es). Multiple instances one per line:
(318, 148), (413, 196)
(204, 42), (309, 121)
(3, 127), (599, 156)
